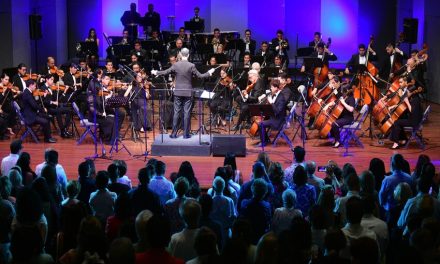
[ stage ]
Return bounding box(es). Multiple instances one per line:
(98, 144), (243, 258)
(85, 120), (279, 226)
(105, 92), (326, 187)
(1, 102), (439, 188)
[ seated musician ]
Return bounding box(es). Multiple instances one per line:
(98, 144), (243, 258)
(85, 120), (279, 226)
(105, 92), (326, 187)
(258, 79), (287, 146)
(124, 72), (151, 132)
(240, 53), (252, 69)
(40, 74), (72, 138)
(44, 57), (62, 82)
(74, 60), (92, 116)
(169, 39), (184, 59)
(210, 68), (234, 126)
(22, 80), (57, 143)
(130, 40), (147, 63)
(300, 42), (337, 73)
(256, 41), (273, 67)
(87, 74), (116, 144)
(307, 71), (335, 128)
(232, 69), (264, 131)
(389, 77), (423, 149)
(119, 30), (130, 45)
(322, 76), (355, 148)
(345, 43), (377, 75)
(12, 63), (28, 91)
(0, 73), (19, 134)
(269, 55), (286, 73)
(211, 28), (222, 53)
(271, 30), (289, 67)
(177, 27), (189, 42)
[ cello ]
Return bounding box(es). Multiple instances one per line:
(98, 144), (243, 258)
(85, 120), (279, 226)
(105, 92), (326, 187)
(317, 89), (353, 138)
(379, 87), (423, 135)
(307, 38), (332, 100)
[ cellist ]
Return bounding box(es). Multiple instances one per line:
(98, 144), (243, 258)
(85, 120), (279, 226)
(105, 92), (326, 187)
(322, 76), (355, 148)
(389, 76), (423, 149)
(300, 42), (337, 73)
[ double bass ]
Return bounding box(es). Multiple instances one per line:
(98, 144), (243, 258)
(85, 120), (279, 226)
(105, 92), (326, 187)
(307, 38), (332, 99)
(353, 36), (379, 106)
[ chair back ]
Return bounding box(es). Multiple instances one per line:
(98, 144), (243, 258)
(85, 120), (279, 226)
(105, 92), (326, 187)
(12, 101), (26, 125)
(416, 105), (431, 130)
(72, 102), (87, 126)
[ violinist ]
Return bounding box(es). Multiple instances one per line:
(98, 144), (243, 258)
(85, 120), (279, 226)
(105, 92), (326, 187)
(210, 68), (234, 126)
(380, 43), (406, 82)
(0, 73), (17, 136)
(322, 77), (355, 148)
(389, 76), (423, 149)
(40, 74), (72, 138)
(344, 44), (378, 75)
(300, 42), (337, 73)
(257, 79), (287, 146)
(87, 74), (116, 144)
(232, 69), (264, 131)
(63, 63), (82, 100)
(21, 80), (57, 143)
(12, 63), (28, 91)
(124, 72), (151, 131)
(45, 57), (59, 81)
(271, 30), (289, 67)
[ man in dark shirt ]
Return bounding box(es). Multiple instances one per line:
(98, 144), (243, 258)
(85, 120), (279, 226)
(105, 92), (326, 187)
(129, 167), (162, 217)
(121, 3), (142, 39)
(143, 3), (160, 35)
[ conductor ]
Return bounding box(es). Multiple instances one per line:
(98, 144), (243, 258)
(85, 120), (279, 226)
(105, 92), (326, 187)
(152, 48), (215, 139)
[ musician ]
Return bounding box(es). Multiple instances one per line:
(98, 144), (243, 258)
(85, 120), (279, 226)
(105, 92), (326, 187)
(22, 80), (57, 143)
(300, 42), (337, 72)
(256, 41), (273, 67)
(131, 40), (147, 63)
(380, 43), (405, 81)
(120, 3), (142, 39)
(258, 79), (287, 146)
(240, 53), (252, 69)
(39, 74), (72, 138)
(169, 39), (183, 58)
(12, 63), (28, 91)
(309, 32), (325, 50)
(190, 6), (205, 32)
(240, 29), (256, 56)
(143, 3), (160, 35)
(124, 72), (151, 131)
(85, 28), (99, 50)
(0, 73), (18, 135)
(403, 58), (425, 89)
(269, 55), (286, 73)
(62, 63), (82, 104)
(151, 48), (215, 138)
(279, 73), (294, 104)
(232, 69), (265, 131)
(389, 76), (423, 149)
(271, 30), (289, 66)
(322, 77), (355, 148)
(103, 60), (123, 80)
(210, 68), (234, 126)
(344, 44), (378, 75)
(44, 57), (59, 80)
(307, 71), (336, 128)
(87, 74), (116, 144)
(119, 30), (131, 45)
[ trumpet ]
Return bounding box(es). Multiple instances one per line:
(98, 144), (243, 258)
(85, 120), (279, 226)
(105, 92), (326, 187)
(280, 40), (288, 49)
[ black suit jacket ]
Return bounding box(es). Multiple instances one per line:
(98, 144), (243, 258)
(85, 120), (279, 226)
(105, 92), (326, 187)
(63, 72), (76, 88)
(247, 78), (265, 104)
(21, 88), (44, 124)
(346, 53), (378, 71)
(240, 39), (256, 55)
(12, 75), (25, 91)
(143, 11), (160, 32)
(269, 91), (287, 129)
(309, 51), (337, 67)
(379, 52), (405, 78)
(255, 50), (274, 65)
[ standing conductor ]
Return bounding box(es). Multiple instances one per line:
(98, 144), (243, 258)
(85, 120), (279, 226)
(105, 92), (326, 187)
(152, 48), (215, 138)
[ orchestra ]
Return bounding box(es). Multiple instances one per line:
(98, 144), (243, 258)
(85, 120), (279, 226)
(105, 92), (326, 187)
(0, 5), (431, 152)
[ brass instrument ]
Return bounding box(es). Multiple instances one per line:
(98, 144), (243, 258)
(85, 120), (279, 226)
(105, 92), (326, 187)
(280, 40), (288, 48)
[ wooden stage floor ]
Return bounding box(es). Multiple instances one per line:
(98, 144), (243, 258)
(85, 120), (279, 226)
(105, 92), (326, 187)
(1, 102), (439, 188)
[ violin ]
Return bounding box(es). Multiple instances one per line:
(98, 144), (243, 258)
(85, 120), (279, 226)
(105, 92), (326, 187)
(33, 89), (46, 96)
(74, 71), (92, 78)
(0, 84), (20, 94)
(49, 66), (65, 77)
(98, 90), (112, 96)
(220, 76), (233, 86)
(22, 73), (40, 81)
(49, 84), (69, 91)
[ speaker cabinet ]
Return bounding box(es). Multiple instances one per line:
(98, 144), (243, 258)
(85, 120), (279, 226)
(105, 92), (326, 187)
(29, 14), (42, 40)
(212, 135), (246, 157)
(403, 18), (418, 44)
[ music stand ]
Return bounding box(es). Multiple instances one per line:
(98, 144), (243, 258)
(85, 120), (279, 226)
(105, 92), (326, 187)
(248, 104), (274, 152)
(296, 47), (314, 57)
(260, 67), (279, 79)
(303, 57), (324, 71)
(193, 88), (211, 145)
(78, 41), (98, 57)
(184, 21), (203, 33)
(252, 55), (264, 65)
(107, 98), (131, 157)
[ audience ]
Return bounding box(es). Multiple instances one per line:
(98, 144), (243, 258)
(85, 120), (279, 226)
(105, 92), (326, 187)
(1, 139), (22, 176)
(149, 160), (177, 205)
(284, 146), (306, 184)
(1, 147), (438, 264)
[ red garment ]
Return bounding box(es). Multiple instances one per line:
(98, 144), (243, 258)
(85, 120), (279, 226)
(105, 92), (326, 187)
(136, 248), (184, 264)
(105, 215), (123, 241)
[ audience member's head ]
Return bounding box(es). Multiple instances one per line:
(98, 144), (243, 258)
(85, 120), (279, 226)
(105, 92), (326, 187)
(8, 166), (23, 193)
(135, 210), (154, 246)
(231, 218), (254, 245)
(113, 160), (128, 177)
(41, 164), (57, 187)
(155, 160), (166, 176)
(224, 152), (237, 171)
(391, 154), (405, 172)
(16, 152), (32, 173)
(317, 185), (335, 211)
(174, 176), (189, 198)
(293, 165), (307, 186)
(368, 158), (386, 191)
(107, 163), (120, 183)
(114, 192), (131, 220)
(146, 214), (171, 248)
(10, 139), (23, 155)
(346, 196), (363, 224)
(362, 194), (377, 216)
(95, 171), (109, 190)
(66, 180), (80, 199)
(31, 177), (51, 203)
(345, 173), (360, 192)
(256, 152), (271, 171)
(138, 165), (153, 185)
(293, 146), (306, 163)
(179, 199), (201, 229)
(194, 226), (218, 257)
(305, 161), (316, 176)
(282, 189), (297, 209)
(177, 161), (198, 185)
(198, 193), (213, 218)
(255, 232), (279, 264)
(15, 187), (43, 225)
(213, 176), (225, 194)
(268, 162), (284, 185)
(251, 178), (268, 201)
(0, 176), (12, 199)
(78, 161), (90, 178)
(44, 148), (59, 165)
(108, 237), (135, 264)
(10, 225), (45, 263)
(77, 216), (108, 260)
(350, 237), (380, 264)
(359, 170), (376, 195)
(393, 182), (413, 206)
(252, 161), (268, 180)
